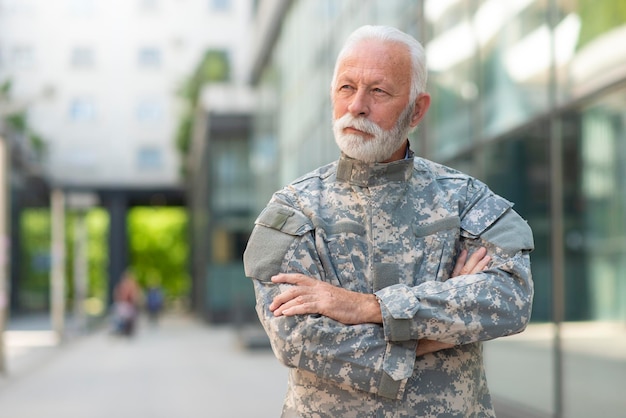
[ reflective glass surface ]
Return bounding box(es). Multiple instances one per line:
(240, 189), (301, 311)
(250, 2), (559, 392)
(476, 0), (551, 137)
(477, 123), (555, 416)
(424, 0), (476, 159)
(561, 89), (626, 417)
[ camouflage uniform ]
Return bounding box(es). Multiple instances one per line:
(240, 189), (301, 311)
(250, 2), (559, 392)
(244, 150), (534, 418)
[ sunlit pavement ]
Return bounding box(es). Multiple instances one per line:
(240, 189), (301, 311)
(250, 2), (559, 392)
(3, 316), (625, 418)
(0, 314), (287, 418)
(485, 322), (626, 418)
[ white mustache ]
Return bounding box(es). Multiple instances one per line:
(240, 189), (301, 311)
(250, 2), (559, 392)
(333, 113), (383, 137)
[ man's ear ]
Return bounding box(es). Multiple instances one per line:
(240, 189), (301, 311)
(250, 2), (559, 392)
(410, 93), (431, 128)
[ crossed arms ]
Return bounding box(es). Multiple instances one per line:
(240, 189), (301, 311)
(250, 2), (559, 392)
(269, 247), (491, 356)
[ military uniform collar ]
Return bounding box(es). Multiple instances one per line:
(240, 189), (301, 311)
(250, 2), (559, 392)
(336, 149), (414, 186)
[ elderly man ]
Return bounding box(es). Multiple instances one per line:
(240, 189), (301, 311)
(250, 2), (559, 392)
(244, 25), (534, 417)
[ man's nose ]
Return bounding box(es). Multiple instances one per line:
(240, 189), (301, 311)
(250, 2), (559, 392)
(347, 89), (369, 117)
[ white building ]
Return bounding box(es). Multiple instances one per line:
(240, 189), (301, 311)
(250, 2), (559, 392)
(0, 0), (252, 189)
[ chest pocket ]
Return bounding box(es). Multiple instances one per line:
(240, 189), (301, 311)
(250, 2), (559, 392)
(321, 220), (368, 292)
(411, 216), (460, 284)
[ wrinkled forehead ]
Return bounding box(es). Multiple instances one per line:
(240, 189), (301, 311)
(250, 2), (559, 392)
(335, 40), (412, 84)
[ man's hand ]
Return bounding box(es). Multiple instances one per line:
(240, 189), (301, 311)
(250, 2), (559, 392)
(269, 246), (491, 353)
(270, 273), (382, 324)
(451, 247), (491, 277)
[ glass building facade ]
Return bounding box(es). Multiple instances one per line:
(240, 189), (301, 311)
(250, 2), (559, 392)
(248, 1), (626, 416)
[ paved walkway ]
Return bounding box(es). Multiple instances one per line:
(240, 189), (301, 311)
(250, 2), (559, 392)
(0, 314), (287, 418)
(2, 315), (625, 418)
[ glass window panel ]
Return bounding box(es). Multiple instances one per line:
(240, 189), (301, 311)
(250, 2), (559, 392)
(138, 0), (158, 12)
(70, 47), (95, 68)
(136, 98), (163, 123)
(424, 0), (476, 160)
(69, 98), (96, 121)
(210, 0), (230, 12)
(479, 122), (555, 417)
(11, 46), (35, 69)
(476, 0), (551, 137)
(69, 0), (96, 16)
(138, 47), (161, 69)
(561, 89), (626, 418)
(136, 146), (162, 170)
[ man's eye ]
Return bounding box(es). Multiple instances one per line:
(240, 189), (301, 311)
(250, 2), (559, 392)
(340, 85), (353, 91)
(373, 88), (386, 94)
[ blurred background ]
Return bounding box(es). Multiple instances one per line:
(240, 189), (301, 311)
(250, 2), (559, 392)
(0, 1), (625, 417)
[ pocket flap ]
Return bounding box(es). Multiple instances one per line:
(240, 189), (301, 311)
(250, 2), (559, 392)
(461, 194), (511, 237)
(255, 203), (313, 236)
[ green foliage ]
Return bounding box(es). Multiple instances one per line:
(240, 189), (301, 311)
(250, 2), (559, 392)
(175, 111), (193, 156)
(128, 207), (190, 303)
(577, 0), (626, 49)
(19, 209), (52, 310)
(180, 49), (231, 104)
(1, 78), (47, 158)
(18, 207), (190, 313)
(19, 208), (109, 312)
(28, 132), (46, 156)
(0, 79), (11, 96)
(6, 112), (27, 131)
(174, 49), (231, 174)
(84, 209), (109, 302)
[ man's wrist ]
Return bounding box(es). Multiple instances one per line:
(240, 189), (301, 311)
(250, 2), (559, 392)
(363, 294), (383, 324)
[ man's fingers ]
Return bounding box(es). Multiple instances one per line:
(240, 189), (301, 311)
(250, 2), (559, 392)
(269, 274), (322, 314)
(269, 284), (297, 311)
(454, 247), (491, 277)
(473, 254), (491, 272)
(271, 273), (313, 286)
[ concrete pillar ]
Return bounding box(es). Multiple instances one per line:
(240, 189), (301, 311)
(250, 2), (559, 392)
(50, 188), (66, 341)
(72, 211), (88, 331)
(0, 137), (9, 374)
(107, 192), (128, 308)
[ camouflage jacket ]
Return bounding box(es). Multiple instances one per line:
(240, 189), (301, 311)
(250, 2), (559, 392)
(244, 152), (534, 418)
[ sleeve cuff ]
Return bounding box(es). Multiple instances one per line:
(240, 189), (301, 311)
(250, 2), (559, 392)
(375, 284), (420, 342)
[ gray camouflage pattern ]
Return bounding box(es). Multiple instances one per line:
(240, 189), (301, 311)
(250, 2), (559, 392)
(243, 150), (534, 417)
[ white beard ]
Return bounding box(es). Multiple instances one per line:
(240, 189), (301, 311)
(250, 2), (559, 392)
(333, 104), (414, 163)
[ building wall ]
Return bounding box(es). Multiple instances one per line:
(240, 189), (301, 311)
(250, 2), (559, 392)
(0, 0), (253, 188)
(248, 0), (626, 416)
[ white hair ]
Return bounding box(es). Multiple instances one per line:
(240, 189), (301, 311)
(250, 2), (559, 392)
(331, 25), (428, 102)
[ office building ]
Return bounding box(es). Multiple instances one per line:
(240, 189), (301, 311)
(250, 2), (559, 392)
(247, 1), (626, 417)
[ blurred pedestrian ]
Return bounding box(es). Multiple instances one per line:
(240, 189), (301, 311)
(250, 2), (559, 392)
(112, 269), (141, 337)
(145, 283), (164, 326)
(243, 25), (534, 417)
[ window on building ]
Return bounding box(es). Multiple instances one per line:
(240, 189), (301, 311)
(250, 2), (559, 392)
(137, 146), (163, 169)
(136, 99), (163, 123)
(69, 98), (96, 121)
(12, 46), (34, 69)
(0, 0), (34, 15)
(138, 47), (161, 68)
(210, 0), (230, 12)
(69, 0), (96, 16)
(70, 47), (95, 68)
(138, 0), (158, 12)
